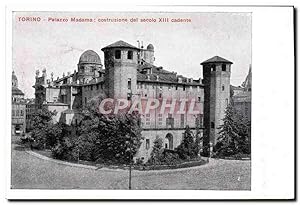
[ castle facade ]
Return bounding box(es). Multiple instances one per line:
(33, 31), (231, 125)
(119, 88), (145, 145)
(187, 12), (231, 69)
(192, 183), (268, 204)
(33, 40), (232, 160)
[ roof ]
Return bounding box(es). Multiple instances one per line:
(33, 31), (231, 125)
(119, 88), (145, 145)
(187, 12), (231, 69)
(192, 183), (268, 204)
(201, 56), (233, 65)
(147, 44), (154, 51)
(137, 60), (202, 85)
(231, 85), (244, 90)
(79, 50), (102, 65)
(12, 87), (24, 95)
(101, 40), (139, 51)
(233, 91), (251, 102)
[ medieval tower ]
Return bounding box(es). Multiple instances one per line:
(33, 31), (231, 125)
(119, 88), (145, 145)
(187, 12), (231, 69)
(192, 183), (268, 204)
(101, 40), (139, 100)
(201, 56), (232, 156)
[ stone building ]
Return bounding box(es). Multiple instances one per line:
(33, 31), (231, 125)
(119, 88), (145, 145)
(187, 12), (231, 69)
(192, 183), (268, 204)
(25, 98), (35, 132)
(33, 40), (233, 160)
(12, 71), (26, 135)
(232, 65), (252, 121)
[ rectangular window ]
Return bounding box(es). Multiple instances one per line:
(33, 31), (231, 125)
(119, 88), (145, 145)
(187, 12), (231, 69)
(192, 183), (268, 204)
(222, 85), (225, 91)
(183, 85), (186, 91)
(226, 98), (228, 106)
(145, 114), (150, 125)
(180, 114), (185, 128)
(127, 50), (133, 59)
(200, 114), (203, 127)
(96, 84), (99, 90)
(115, 50), (121, 59)
(166, 114), (174, 128)
(20, 110), (23, 116)
(212, 64), (216, 71)
(16, 110), (19, 116)
(198, 97), (201, 102)
(128, 78), (131, 90)
(91, 85), (93, 91)
(222, 64), (226, 71)
(211, 122), (215, 129)
(146, 139), (150, 150)
(158, 114), (163, 125)
(127, 93), (132, 101)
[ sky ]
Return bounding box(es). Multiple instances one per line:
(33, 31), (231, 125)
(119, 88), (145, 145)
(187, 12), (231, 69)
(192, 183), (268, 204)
(12, 12), (251, 98)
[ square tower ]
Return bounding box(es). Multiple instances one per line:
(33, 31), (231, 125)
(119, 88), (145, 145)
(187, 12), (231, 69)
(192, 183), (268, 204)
(101, 40), (140, 100)
(201, 56), (233, 156)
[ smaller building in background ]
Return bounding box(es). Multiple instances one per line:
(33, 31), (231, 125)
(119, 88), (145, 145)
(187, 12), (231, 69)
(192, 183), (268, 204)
(232, 65), (252, 121)
(25, 98), (35, 132)
(12, 71), (26, 135)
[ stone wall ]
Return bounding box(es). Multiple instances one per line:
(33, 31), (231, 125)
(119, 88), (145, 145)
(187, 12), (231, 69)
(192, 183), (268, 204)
(135, 128), (203, 162)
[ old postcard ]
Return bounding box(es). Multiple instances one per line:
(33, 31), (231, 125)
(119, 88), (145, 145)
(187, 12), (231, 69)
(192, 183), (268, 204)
(6, 6), (294, 200)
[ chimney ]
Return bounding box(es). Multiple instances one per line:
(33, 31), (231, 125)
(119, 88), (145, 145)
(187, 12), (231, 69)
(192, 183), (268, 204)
(42, 68), (46, 77)
(35, 70), (40, 78)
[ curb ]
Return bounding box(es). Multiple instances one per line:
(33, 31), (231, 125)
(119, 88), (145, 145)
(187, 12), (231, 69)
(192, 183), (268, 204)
(25, 150), (98, 170)
(25, 149), (214, 173)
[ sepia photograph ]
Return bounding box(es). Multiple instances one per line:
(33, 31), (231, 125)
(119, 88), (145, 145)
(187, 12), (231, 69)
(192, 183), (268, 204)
(4, 5), (295, 200)
(11, 11), (252, 191)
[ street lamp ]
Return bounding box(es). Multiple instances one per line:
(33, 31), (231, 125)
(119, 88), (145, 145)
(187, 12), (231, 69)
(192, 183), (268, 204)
(127, 91), (141, 190)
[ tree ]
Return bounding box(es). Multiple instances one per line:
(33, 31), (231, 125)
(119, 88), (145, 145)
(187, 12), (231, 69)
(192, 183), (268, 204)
(30, 108), (56, 149)
(176, 126), (199, 160)
(148, 137), (164, 165)
(52, 95), (143, 164)
(215, 103), (251, 157)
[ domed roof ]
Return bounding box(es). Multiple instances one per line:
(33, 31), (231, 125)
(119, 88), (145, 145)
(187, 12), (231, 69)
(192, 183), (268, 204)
(147, 44), (154, 51)
(79, 50), (101, 65)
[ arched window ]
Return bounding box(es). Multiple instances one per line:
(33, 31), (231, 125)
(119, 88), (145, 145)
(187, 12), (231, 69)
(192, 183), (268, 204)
(166, 133), (174, 150)
(115, 50), (121, 59)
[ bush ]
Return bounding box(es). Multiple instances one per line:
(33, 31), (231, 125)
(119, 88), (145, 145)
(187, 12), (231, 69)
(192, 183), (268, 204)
(160, 150), (181, 165)
(175, 126), (199, 160)
(147, 137), (164, 165)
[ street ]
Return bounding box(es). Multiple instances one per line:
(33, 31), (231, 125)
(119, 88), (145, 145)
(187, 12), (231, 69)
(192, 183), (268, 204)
(11, 139), (251, 190)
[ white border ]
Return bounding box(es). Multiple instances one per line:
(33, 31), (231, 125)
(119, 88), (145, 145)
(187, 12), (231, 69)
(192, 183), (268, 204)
(4, 5), (295, 200)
